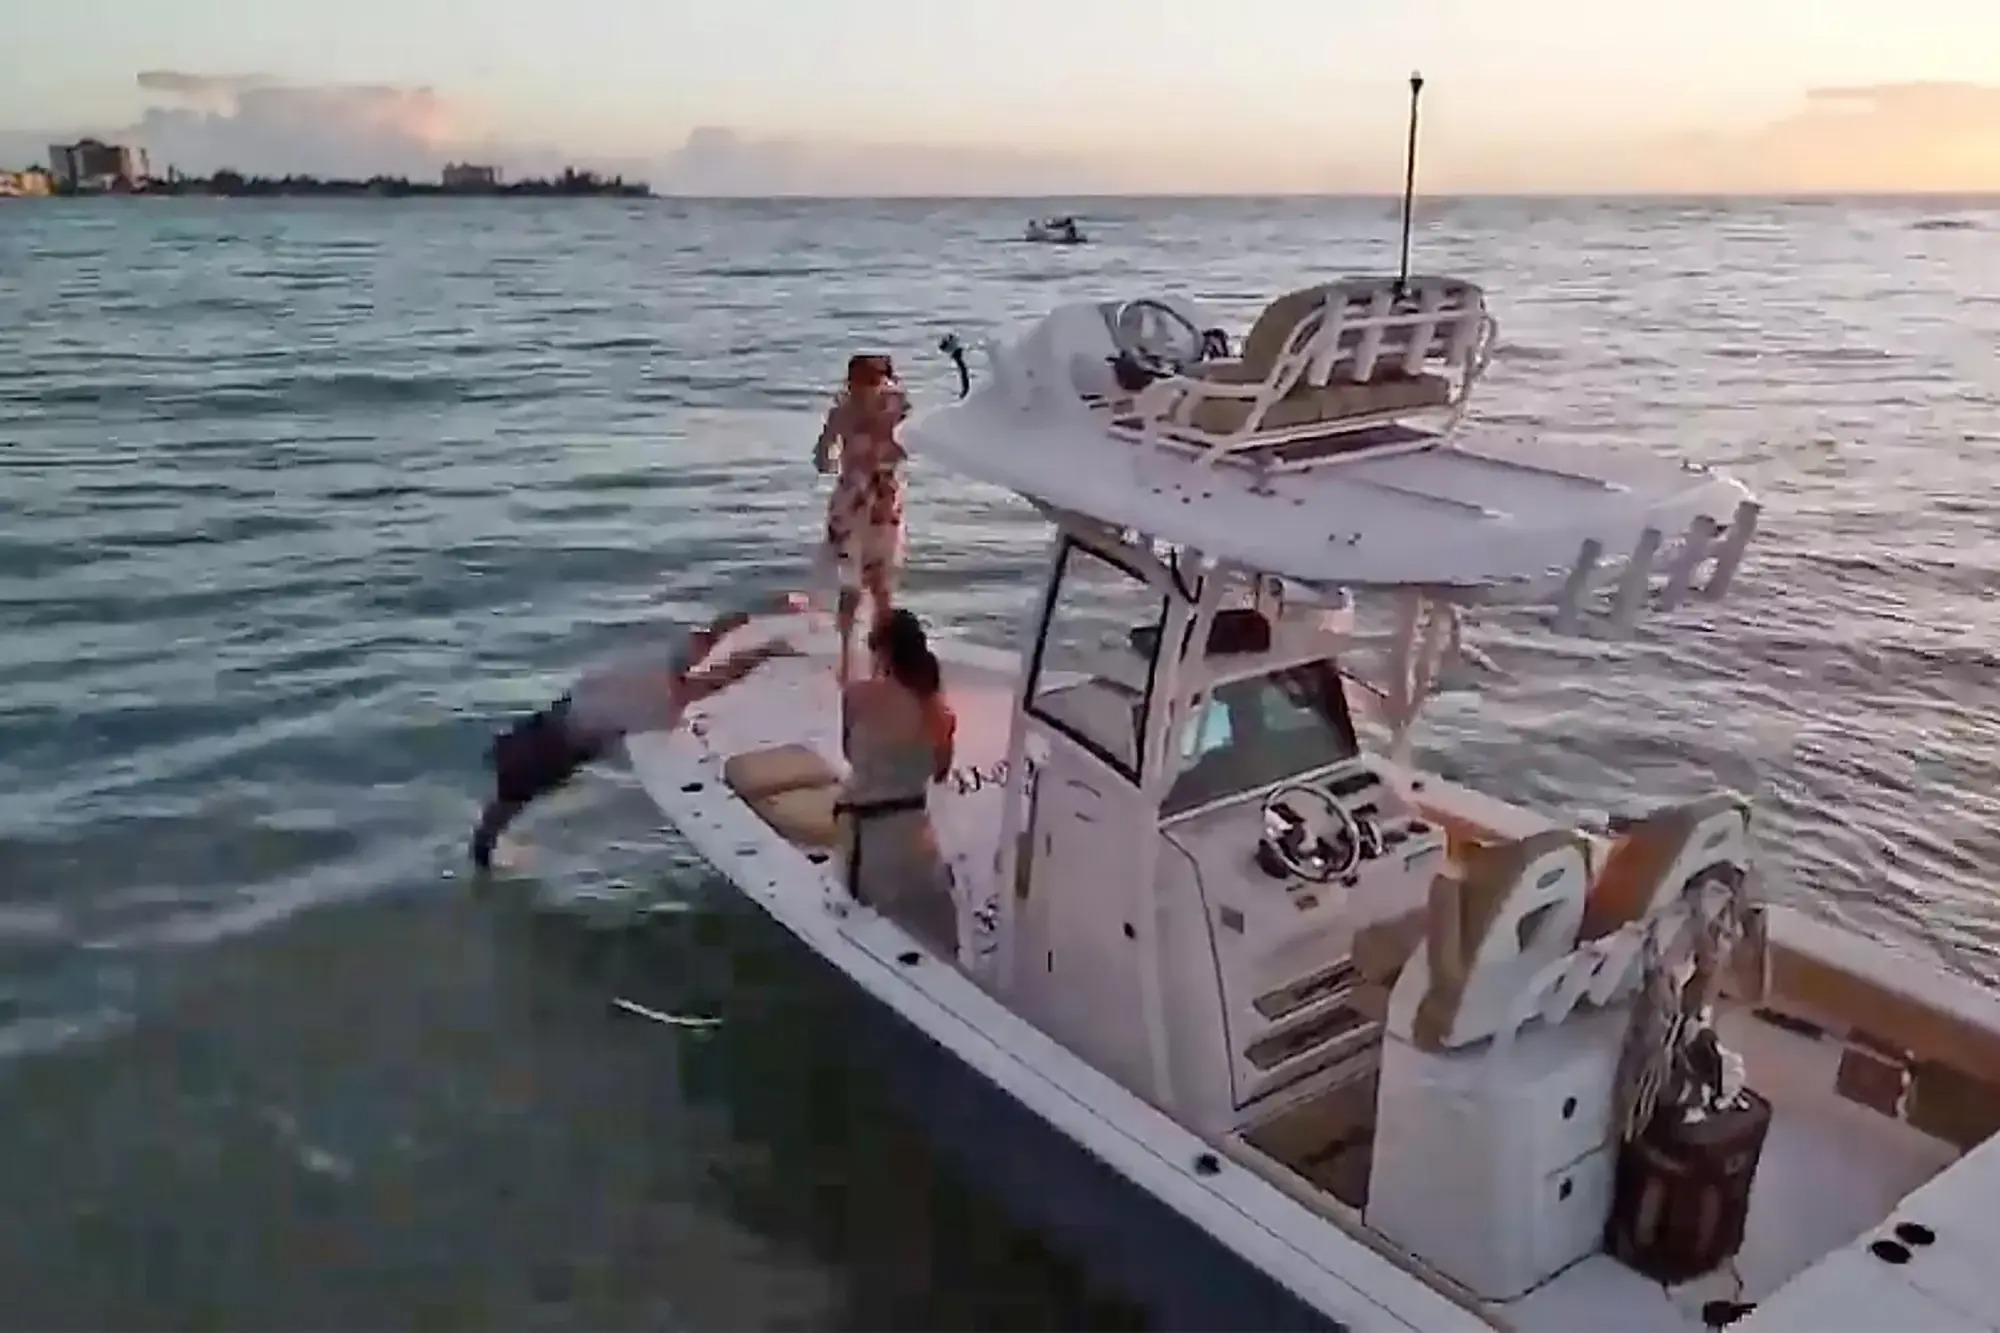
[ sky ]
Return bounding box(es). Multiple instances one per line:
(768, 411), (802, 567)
(4, 0), (1999, 194)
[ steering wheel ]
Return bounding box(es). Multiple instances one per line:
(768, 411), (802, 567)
(1258, 782), (1363, 883)
(1112, 299), (1205, 378)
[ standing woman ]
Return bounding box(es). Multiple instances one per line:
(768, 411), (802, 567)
(814, 353), (910, 682)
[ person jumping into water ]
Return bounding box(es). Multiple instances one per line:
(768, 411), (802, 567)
(469, 600), (802, 870)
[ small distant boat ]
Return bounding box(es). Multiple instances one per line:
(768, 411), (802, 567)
(1025, 215), (1088, 245)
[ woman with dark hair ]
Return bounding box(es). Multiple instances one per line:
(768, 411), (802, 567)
(834, 608), (958, 955)
(814, 353), (910, 683)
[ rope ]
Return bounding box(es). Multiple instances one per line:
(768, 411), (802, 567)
(1614, 867), (1751, 1142)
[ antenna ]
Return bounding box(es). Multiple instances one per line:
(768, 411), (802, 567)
(1396, 70), (1425, 298)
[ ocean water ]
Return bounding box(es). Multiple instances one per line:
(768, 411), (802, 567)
(2, 194), (1997, 1329)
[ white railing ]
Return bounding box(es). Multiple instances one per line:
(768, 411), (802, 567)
(1122, 276), (1495, 466)
(1547, 499), (1761, 637)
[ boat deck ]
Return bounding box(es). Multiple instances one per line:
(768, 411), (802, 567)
(673, 610), (1022, 960)
(1507, 1006), (1957, 1330)
(1734, 1124), (2000, 1330)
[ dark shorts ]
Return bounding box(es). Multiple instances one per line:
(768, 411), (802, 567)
(489, 698), (606, 806)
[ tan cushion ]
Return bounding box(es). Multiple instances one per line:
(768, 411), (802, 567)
(1238, 284), (1336, 374)
(1188, 372), (1451, 438)
(1411, 827), (1593, 1052)
(1907, 1060), (2000, 1150)
(749, 785), (841, 849)
(1185, 357), (1265, 386)
(1769, 939), (2000, 1095)
(723, 743), (840, 801)
(1579, 792), (1751, 940)
(1353, 906), (1428, 986)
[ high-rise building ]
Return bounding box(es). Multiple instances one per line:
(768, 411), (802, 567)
(48, 139), (146, 190)
(442, 162), (501, 191)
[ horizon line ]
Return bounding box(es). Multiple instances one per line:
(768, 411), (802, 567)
(16, 180), (1998, 204)
(648, 188), (2000, 201)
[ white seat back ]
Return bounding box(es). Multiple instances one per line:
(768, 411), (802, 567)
(1298, 276), (1488, 389)
(1386, 827), (1593, 1052)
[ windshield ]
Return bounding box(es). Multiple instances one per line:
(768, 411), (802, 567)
(1026, 540), (1167, 779)
(1163, 661), (1360, 817)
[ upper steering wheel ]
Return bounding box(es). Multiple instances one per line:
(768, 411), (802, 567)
(1258, 782), (1363, 884)
(1112, 299), (1205, 379)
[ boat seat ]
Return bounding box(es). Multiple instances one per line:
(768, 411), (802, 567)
(1578, 791), (1752, 941)
(1396, 827), (1595, 1052)
(1185, 371), (1452, 439)
(723, 744), (843, 850)
(1188, 282), (1339, 388)
(1349, 905), (1430, 1022)
(1354, 906), (1429, 987)
(1414, 803), (1509, 868)
(1120, 276), (1486, 448)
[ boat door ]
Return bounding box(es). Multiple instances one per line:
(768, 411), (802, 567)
(1026, 757), (1138, 1035)
(1007, 534), (1173, 1090)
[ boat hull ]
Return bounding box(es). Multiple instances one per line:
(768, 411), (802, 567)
(802, 926), (1345, 1331)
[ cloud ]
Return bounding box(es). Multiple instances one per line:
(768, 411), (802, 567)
(125, 70), (471, 178)
(1629, 81), (2000, 194)
(647, 125), (1147, 196)
(0, 70), (484, 178)
(1750, 82), (2000, 190)
(134, 71), (273, 102)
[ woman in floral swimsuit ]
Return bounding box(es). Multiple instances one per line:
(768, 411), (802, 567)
(814, 353), (910, 681)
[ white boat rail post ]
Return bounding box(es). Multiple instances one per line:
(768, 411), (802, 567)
(1703, 498), (1760, 600)
(1446, 309), (1500, 430)
(1546, 498), (1760, 637)
(1607, 525), (1665, 636)
(1383, 590), (1425, 768)
(1550, 538), (1606, 637)
(1414, 595), (1460, 739)
(1152, 555), (1227, 800)
(1383, 593), (1464, 765)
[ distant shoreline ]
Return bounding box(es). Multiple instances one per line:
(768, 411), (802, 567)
(16, 168), (651, 201)
(7, 184), (1995, 205)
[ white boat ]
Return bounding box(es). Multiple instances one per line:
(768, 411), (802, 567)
(628, 276), (2000, 1331)
(1025, 215), (1087, 244)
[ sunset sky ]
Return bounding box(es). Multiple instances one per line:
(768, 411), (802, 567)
(5, 0), (1998, 194)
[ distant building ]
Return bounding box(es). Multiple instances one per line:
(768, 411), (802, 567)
(48, 139), (147, 191)
(442, 162), (501, 190)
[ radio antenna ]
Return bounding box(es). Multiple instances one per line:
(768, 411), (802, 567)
(1396, 70), (1425, 298)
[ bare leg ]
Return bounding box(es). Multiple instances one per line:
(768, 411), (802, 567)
(835, 586), (860, 686)
(864, 565), (895, 645)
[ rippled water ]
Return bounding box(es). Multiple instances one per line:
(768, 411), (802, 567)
(2, 195), (1997, 1328)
